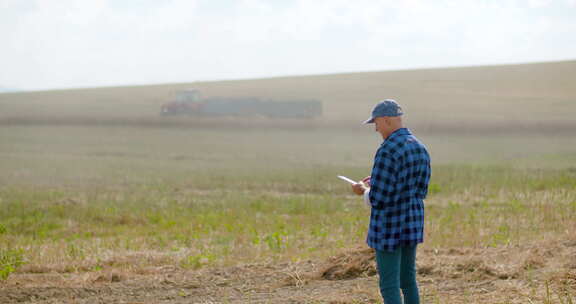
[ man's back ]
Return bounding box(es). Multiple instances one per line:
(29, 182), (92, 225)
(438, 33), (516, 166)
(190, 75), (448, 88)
(367, 128), (431, 252)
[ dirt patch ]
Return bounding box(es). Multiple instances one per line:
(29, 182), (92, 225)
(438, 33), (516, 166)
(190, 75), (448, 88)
(2, 238), (576, 303)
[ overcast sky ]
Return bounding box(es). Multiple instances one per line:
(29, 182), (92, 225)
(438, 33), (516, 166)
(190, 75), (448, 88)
(1, 0), (575, 91)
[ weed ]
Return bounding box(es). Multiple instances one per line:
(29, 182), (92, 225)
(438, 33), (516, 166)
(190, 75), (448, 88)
(0, 248), (24, 280)
(66, 242), (86, 260)
(264, 231), (287, 252)
(490, 224), (511, 247)
(428, 183), (441, 194)
(180, 252), (215, 269)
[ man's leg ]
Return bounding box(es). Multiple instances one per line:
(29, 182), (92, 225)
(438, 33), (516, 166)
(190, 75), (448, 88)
(375, 248), (402, 304)
(399, 245), (420, 304)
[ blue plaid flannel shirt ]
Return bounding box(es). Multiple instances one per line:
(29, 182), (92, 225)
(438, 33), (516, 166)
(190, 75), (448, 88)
(367, 128), (431, 252)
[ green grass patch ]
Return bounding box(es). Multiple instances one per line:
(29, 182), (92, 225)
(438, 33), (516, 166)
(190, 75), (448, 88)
(0, 164), (574, 271)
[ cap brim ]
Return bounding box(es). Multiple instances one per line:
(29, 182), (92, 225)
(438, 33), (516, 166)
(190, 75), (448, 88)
(363, 117), (374, 124)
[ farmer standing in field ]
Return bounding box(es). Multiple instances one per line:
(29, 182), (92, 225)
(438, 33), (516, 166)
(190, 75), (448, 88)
(351, 99), (431, 304)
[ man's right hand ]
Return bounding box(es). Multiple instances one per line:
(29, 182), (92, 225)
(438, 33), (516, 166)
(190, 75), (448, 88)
(352, 182), (367, 195)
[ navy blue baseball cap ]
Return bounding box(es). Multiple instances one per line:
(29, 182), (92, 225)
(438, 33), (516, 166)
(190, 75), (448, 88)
(363, 99), (403, 124)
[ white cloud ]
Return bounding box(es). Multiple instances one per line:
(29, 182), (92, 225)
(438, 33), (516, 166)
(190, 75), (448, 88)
(0, 0), (21, 9)
(139, 0), (200, 33)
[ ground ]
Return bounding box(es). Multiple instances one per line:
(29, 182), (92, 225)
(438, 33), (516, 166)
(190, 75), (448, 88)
(3, 235), (575, 304)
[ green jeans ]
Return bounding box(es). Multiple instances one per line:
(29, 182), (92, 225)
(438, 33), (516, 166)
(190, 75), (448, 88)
(375, 245), (420, 304)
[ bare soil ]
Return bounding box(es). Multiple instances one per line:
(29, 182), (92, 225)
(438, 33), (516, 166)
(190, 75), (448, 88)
(2, 236), (575, 303)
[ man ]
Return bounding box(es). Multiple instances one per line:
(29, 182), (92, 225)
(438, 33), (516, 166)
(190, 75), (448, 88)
(351, 99), (431, 304)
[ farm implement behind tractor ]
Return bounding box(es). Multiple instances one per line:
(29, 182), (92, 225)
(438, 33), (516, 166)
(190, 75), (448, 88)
(160, 89), (322, 119)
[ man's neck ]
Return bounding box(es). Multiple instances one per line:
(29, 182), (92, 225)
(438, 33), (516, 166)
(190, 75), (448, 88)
(382, 126), (403, 140)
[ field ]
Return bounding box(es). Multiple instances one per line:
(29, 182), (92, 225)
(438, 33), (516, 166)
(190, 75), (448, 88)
(0, 61), (575, 303)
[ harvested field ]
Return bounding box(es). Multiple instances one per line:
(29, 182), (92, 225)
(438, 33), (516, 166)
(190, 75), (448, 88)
(1, 61), (575, 303)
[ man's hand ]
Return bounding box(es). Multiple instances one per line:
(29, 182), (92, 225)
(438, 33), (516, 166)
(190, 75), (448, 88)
(362, 176), (371, 187)
(352, 182), (367, 196)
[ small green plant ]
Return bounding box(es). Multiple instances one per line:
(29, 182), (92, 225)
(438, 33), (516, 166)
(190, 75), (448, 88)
(264, 231), (286, 252)
(0, 248), (24, 280)
(489, 224), (511, 247)
(180, 255), (203, 269)
(180, 252), (215, 269)
(428, 183), (441, 194)
(66, 242), (86, 260)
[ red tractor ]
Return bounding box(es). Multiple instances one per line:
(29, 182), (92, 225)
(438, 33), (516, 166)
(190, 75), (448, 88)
(160, 89), (203, 116)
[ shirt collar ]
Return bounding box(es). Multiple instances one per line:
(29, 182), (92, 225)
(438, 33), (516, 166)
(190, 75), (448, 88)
(384, 127), (411, 142)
